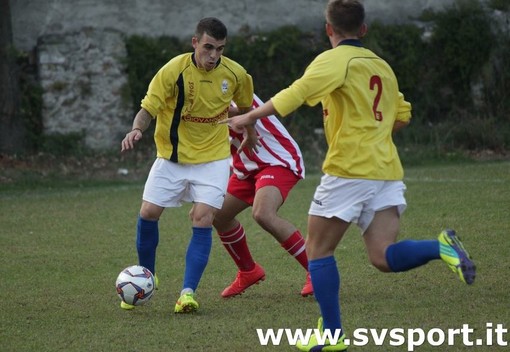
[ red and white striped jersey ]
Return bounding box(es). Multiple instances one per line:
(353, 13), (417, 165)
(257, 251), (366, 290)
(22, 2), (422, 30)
(229, 94), (305, 180)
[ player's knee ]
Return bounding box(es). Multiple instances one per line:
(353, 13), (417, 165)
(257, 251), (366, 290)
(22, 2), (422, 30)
(251, 209), (272, 229)
(139, 208), (159, 221)
(212, 214), (224, 229)
(369, 256), (392, 272)
(212, 216), (235, 233)
(139, 201), (163, 221)
(191, 211), (215, 227)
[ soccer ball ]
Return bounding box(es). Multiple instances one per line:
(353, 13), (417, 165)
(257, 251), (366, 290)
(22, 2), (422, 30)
(115, 265), (155, 306)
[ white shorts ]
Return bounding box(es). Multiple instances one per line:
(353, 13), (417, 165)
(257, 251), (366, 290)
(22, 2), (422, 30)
(308, 175), (407, 233)
(142, 158), (230, 209)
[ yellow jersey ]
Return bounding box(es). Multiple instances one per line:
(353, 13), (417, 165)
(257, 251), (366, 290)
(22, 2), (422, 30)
(272, 39), (412, 180)
(141, 53), (254, 164)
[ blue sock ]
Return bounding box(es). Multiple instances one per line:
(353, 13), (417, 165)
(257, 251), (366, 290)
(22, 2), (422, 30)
(136, 216), (159, 275)
(309, 256), (343, 335)
(183, 227), (213, 292)
(385, 240), (440, 272)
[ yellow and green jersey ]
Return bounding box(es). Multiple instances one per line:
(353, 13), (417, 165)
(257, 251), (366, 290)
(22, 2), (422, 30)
(272, 39), (412, 180)
(141, 53), (253, 164)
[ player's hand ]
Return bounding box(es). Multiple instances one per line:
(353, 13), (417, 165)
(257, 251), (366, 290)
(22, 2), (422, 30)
(239, 128), (261, 156)
(121, 129), (142, 152)
(219, 113), (254, 133)
(218, 117), (244, 133)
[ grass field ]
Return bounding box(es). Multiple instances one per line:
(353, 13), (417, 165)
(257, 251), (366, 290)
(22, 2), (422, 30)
(1, 161), (509, 351)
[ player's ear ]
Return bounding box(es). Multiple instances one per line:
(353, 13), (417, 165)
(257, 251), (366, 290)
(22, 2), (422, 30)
(325, 22), (334, 37)
(358, 23), (368, 38)
(192, 36), (198, 49)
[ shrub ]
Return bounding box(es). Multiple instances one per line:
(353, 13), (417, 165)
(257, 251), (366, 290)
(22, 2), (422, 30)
(40, 131), (88, 156)
(418, 0), (494, 122)
(225, 25), (327, 101)
(363, 22), (426, 101)
(124, 35), (189, 113)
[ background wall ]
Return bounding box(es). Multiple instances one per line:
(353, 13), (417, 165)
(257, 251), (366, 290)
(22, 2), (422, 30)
(10, 0), (457, 150)
(12, 0), (455, 51)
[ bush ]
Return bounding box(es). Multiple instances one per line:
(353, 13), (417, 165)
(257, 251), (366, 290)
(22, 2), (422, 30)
(120, 1), (510, 166)
(417, 0), (494, 121)
(365, 0), (509, 154)
(40, 131), (88, 156)
(363, 22), (425, 100)
(225, 25), (327, 101)
(124, 35), (189, 113)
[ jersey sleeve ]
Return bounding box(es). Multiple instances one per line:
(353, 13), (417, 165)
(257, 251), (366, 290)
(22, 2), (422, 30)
(272, 52), (343, 117)
(396, 92), (412, 123)
(232, 72), (254, 110)
(141, 61), (177, 118)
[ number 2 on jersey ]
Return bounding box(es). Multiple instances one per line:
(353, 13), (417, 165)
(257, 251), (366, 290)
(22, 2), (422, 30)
(370, 75), (383, 121)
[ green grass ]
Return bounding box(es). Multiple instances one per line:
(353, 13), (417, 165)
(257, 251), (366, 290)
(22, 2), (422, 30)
(1, 161), (509, 351)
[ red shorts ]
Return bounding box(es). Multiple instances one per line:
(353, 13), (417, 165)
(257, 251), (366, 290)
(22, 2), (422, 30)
(227, 166), (301, 206)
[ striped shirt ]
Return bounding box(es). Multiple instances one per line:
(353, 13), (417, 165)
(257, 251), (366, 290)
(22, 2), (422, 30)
(230, 94), (305, 180)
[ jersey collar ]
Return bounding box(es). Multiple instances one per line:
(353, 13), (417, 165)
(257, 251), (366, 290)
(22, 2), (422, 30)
(337, 39), (363, 47)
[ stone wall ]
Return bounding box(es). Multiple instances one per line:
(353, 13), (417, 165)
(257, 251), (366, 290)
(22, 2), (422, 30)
(12, 0), (455, 51)
(37, 28), (131, 149)
(13, 0), (455, 150)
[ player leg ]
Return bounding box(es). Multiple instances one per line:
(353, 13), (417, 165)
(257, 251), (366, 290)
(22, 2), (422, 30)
(299, 176), (376, 350)
(175, 158), (230, 313)
(137, 201), (164, 276)
(298, 214), (349, 351)
(138, 158), (189, 277)
(214, 177), (256, 272)
(214, 175), (265, 298)
(363, 181), (475, 284)
(121, 158), (179, 310)
(120, 202), (164, 310)
(174, 202), (217, 313)
(363, 206), (439, 272)
(366, 213), (476, 283)
(251, 168), (312, 296)
(362, 181), (440, 273)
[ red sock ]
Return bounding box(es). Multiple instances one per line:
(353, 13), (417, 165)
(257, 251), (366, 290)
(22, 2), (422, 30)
(218, 223), (255, 271)
(281, 230), (308, 270)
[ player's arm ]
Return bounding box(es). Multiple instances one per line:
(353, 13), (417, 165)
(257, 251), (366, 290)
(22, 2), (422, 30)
(392, 120), (410, 133)
(121, 108), (153, 152)
(393, 92), (412, 133)
(235, 106), (260, 154)
(225, 100), (277, 133)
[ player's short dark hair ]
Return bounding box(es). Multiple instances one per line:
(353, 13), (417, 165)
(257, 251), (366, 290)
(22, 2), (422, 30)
(195, 17), (228, 41)
(325, 0), (365, 36)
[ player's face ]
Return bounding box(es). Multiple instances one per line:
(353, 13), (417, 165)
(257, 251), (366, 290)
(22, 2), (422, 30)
(192, 33), (226, 71)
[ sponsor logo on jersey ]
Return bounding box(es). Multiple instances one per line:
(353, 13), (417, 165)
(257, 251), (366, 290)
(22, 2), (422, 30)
(181, 107), (229, 125)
